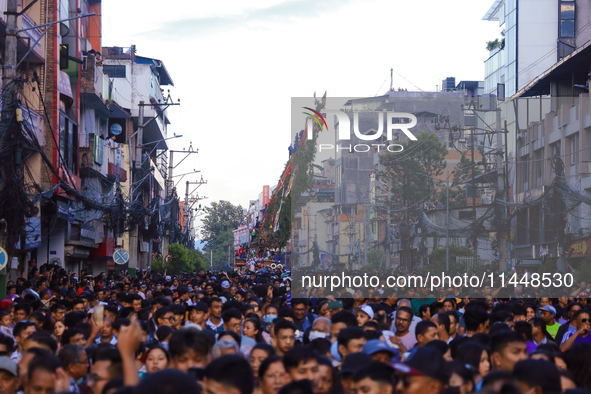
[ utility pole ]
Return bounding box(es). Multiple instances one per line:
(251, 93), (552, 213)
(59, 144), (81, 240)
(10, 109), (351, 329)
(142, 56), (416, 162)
(3, 0), (18, 81)
(496, 109), (508, 271)
(364, 204), (368, 266)
(135, 101), (144, 169)
(386, 178), (391, 269)
(445, 170), (450, 272)
(471, 132), (478, 260)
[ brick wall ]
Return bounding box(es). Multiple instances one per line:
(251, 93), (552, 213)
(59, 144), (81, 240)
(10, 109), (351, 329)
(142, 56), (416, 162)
(40, 0), (57, 190)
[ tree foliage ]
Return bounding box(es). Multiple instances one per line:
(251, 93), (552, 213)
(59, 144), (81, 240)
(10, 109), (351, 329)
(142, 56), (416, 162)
(200, 201), (244, 267)
(380, 131), (448, 220)
(424, 244), (478, 273)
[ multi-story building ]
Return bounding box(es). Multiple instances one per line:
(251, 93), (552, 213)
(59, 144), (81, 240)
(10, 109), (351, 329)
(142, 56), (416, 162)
(483, 0), (591, 269)
(0, 0), (181, 281)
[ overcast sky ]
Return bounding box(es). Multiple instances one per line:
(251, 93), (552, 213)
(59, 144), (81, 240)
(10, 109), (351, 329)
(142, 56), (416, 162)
(102, 0), (501, 227)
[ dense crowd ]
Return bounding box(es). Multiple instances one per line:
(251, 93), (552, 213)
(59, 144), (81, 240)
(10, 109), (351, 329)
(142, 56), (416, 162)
(0, 264), (590, 394)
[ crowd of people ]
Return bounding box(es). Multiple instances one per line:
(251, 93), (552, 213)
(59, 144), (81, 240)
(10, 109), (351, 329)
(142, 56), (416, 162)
(0, 264), (590, 394)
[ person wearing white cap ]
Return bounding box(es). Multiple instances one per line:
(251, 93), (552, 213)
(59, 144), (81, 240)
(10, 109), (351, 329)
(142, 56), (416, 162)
(0, 356), (18, 394)
(357, 305), (375, 327)
(221, 280), (231, 290)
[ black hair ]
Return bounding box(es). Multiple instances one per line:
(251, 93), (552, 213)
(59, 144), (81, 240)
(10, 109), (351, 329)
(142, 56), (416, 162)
(531, 317), (555, 343)
(13, 320), (37, 338)
(278, 307), (295, 320)
(14, 303), (31, 316)
(424, 339), (449, 356)
(28, 352), (61, 381)
(277, 380), (314, 394)
(274, 319), (297, 336)
(446, 361), (474, 387)
(464, 308), (489, 332)
(64, 311), (87, 329)
(222, 308), (242, 323)
(330, 310), (358, 327)
(154, 307), (171, 324)
(145, 345), (170, 362)
(564, 342), (591, 390)
(352, 360), (396, 387)
(61, 328), (83, 346)
(0, 334), (14, 353)
(308, 338), (331, 356)
(455, 341), (489, 373)
(490, 330), (525, 355)
(419, 304), (430, 317)
(283, 346), (318, 372)
(112, 318), (131, 332)
(514, 321), (533, 341)
(336, 327), (365, 348)
(434, 313), (451, 334)
(244, 318), (264, 343)
(415, 320), (437, 339)
(396, 306), (413, 318)
(204, 355), (254, 394)
(259, 355), (283, 380)
(250, 343), (275, 358)
(26, 330), (58, 353)
(219, 330), (241, 346)
(58, 344), (85, 368)
(429, 302), (444, 316)
(168, 328), (212, 360)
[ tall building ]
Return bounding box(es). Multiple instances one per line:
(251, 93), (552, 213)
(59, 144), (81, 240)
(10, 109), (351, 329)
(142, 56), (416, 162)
(0, 0), (182, 283)
(484, 0), (591, 269)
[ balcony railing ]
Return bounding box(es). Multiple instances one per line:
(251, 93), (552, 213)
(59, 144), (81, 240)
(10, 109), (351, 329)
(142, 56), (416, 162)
(20, 13), (43, 58)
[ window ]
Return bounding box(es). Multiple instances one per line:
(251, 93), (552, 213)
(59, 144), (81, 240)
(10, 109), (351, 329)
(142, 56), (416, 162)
(60, 113), (78, 174)
(536, 151), (543, 180)
(523, 159), (529, 184)
(560, 1), (575, 37)
(103, 65), (126, 78)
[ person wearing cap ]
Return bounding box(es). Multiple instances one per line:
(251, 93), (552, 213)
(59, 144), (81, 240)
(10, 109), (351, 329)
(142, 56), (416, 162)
(362, 339), (400, 363)
(560, 310), (591, 352)
(356, 305), (374, 327)
(340, 352), (373, 394)
(0, 356), (18, 394)
(540, 305), (561, 339)
(393, 347), (448, 394)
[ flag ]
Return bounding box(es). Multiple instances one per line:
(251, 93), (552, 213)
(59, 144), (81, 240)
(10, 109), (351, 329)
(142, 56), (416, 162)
(314, 91), (318, 105)
(321, 91), (327, 109)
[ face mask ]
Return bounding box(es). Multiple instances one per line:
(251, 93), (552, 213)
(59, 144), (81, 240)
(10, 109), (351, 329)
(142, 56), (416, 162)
(263, 314), (277, 324)
(308, 331), (328, 341)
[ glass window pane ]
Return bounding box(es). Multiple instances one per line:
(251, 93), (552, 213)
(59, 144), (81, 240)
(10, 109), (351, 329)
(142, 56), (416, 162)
(561, 20), (575, 37)
(561, 2), (575, 20)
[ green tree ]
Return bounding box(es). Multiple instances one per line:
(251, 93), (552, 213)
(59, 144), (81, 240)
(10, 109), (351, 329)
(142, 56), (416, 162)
(362, 248), (383, 271)
(188, 249), (208, 273)
(380, 130), (448, 219)
(425, 244), (476, 272)
(168, 243), (198, 274)
(201, 201), (244, 268)
(151, 256), (166, 274)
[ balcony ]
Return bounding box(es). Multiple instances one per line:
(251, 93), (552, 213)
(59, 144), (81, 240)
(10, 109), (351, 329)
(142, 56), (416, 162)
(0, 0), (44, 64)
(81, 55), (110, 117)
(19, 13), (43, 60)
(107, 163), (127, 182)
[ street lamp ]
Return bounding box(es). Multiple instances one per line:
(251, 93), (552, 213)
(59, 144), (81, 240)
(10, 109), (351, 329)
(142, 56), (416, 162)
(417, 171), (455, 271)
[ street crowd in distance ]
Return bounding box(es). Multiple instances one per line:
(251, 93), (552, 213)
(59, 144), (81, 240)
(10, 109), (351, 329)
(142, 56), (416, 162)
(0, 264), (590, 394)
